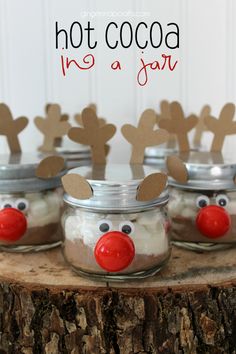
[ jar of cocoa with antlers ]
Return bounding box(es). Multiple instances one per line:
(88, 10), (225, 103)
(61, 163), (171, 281)
(42, 105), (172, 281)
(167, 103), (236, 251)
(0, 104), (66, 252)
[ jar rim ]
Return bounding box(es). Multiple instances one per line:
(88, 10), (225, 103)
(63, 193), (169, 212)
(63, 163), (169, 210)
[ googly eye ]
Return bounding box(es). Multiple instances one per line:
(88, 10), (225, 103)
(119, 221), (135, 235)
(14, 198), (29, 212)
(97, 219), (113, 233)
(196, 195), (210, 208)
(216, 194), (229, 208)
(1, 199), (14, 209)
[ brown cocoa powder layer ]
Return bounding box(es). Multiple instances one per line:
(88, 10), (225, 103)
(0, 223), (63, 246)
(171, 214), (236, 243)
(63, 238), (170, 275)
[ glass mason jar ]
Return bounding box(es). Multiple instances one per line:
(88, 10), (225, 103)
(62, 164), (171, 281)
(169, 151), (236, 251)
(0, 153), (65, 252)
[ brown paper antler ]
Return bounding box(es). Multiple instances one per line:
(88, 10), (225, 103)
(193, 105), (211, 147)
(0, 103), (29, 153)
(45, 104), (69, 148)
(121, 109), (169, 164)
(158, 101), (198, 152)
(68, 107), (116, 164)
(75, 104), (109, 156)
(156, 100), (176, 149)
(35, 104), (71, 152)
(75, 104), (106, 127)
(204, 103), (236, 152)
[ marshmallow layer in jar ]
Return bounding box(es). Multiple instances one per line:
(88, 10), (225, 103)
(168, 151), (236, 251)
(62, 164), (171, 281)
(0, 153), (65, 252)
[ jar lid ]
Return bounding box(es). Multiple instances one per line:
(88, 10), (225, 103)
(145, 146), (178, 159)
(64, 163), (169, 212)
(55, 146), (91, 161)
(169, 151), (236, 191)
(0, 152), (65, 192)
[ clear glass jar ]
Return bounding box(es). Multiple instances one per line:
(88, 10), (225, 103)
(0, 153), (65, 252)
(62, 164), (171, 281)
(168, 151), (236, 251)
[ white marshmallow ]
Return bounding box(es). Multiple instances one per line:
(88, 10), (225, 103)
(65, 216), (81, 241)
(30, 199), (49, 218)
(181, 208), (197, 219)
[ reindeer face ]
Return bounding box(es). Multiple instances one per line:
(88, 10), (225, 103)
(0, 154), (65, 244)
(0, 190), (63, 243)
(64, 206), (169, 273)
(0, 195), (28, 242)
(61, 164), (169, 273)
(169, 188), (234, 240)
(167, 155), (236, 242)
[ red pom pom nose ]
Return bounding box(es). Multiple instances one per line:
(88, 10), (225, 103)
(94, 231), (135, 272)
(196, 205), (231, 239)
(0, 208), (27, 242)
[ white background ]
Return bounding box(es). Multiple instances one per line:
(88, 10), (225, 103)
(0, 0), (235, 162)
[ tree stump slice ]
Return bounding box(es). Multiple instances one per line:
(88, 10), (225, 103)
(1, 246), (236, 353)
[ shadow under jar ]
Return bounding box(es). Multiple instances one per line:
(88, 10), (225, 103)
(169, 151), (236, 251)
(0, 153), (65, 252)
(62, 164), (171, 282)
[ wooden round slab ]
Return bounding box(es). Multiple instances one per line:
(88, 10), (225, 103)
(0, 245), (236, 353)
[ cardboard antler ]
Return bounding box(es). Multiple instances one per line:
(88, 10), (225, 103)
(75, 104), (109, 156)
(204, 103), (236, 152)
(75, 104), (106, 127)
(35, 104), (71, 152)
(45, 104), (69, 148)
(193, 105), (211, 147)
(121, 109), (169, 164)
(156, 100), (176, 149)
(0, 103), (29, 153)
(158, 101), (198, 152)
(68, 107), (116, 164)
